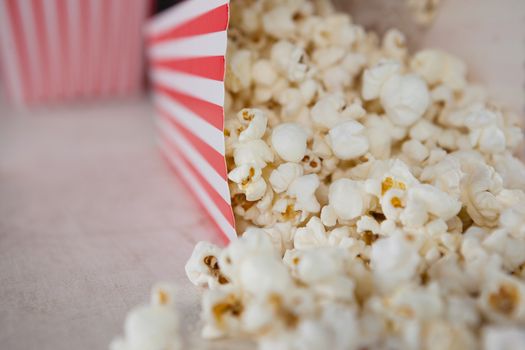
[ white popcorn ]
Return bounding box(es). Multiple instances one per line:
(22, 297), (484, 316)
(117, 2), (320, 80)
(356, 215), (381, 234)
(271, 123), (308, 162)
(239, 253), (293, 296)
(382, 28), (407, 60)
(460, 161), (504, 227)
(233, 139), (274, 168)
(310, 93), (347, 129)
(380, 74), (430, 126)
(320, 205), (337, 227)
(328, 178), (372, 221)
(226, 49), (252, 93)
(287, 174), (321, 213)
(228, 164), (267, 201)
(493, 153), (525, 190)
(201, 285), (244, 338)
(370, 233), (421, 291)
(312, 46), (345, 70)
(408, 184), (462, 221)
(483, 326), (525, 350)
(252, 59), (278, 87)
(362, 60), (401, 101)
(402, 139), (429, 162)
(185, 241), (227, 288)
(328, 120), (369, 160)
(270, 40), (309, 82)
(411, 49), (467, 91)
(262, 6), (295, 39)
(269, 162), (304, 193)
(111, 283), (181, 350)
(294, 217), (329, 249)
(479, 272), (525, 323)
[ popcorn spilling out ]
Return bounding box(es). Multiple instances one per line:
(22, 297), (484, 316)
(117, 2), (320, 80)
(117, 0), (525, 349)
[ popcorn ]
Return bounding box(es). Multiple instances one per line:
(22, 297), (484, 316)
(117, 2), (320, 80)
(370, 233), (421, 291)
(411, 49), (467, 91)
(328, 178), (372, 221)
(110, 283), (181, 350)
(362, 60), (401, 101)
(294, 217), (329, 249)
(269, 163), (304, 193)
(310, 93), (348, 129)
(271, 123), (308, 162)
(327, 120), (369, 160)
(228, 165), (267, 201)
(139, 1), (525, 349)
(380, 74), (430, 126)
(226, 49), (252, 93)
(287, 174), (321, 213)
(483, 326), (525, 350)
(185, 242), (228, 288)
(236, 108), (268, 142)
(479, 272), (525, 324)
(233, 139), (274, 168)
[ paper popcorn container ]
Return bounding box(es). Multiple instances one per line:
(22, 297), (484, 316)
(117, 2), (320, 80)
(0, 0), (150, 107)
(146, 0), (524, 242)
(146, 0), (234, 241)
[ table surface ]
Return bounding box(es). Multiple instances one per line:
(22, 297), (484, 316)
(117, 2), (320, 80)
(0, 98), (252, 350)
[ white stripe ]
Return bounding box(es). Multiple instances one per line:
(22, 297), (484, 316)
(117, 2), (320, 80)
(146, 0), (228, 37)
(151, 68), (224, 106)
(156, 115), (230, 205)
(154, 91), (224, 155)
(17, 0), (40, 101)
(0, 0), (23, 105)
(67, 0), (80, 95)
(42, 0), (60, 98)
(149, 31), (227, 59)
(159, 138), (236, 241)
(101, 0), (120, 94)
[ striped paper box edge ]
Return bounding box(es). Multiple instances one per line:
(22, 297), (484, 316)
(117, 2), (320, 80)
(146, 0), (235, 241)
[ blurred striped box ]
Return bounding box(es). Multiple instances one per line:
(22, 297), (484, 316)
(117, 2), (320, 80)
(0, 0), (151, 107)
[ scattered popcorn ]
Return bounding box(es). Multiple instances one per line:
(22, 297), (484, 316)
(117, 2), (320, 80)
(110, 283), (181, 350)
(121, 1), (525, 349)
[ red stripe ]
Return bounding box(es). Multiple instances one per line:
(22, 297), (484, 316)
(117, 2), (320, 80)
(32, 0), (50, 102)
(159, 148), (230, 244)
(153, 56), (225, 81)
(6, 0), (33, 104)
(158, 107), (227, 180)
(149, 4), (228, 44)
(56, 0), (69, 99)
(95, 0), (110, 96)
(159, 130), (235, 229)
(154, 83), (223, 130)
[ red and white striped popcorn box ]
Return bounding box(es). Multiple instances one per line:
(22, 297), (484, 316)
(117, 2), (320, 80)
(0, 0), (151, 107)
(145, 0), (235, 241)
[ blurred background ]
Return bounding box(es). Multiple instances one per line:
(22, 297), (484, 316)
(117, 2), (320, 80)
(0, 0), (523, 349)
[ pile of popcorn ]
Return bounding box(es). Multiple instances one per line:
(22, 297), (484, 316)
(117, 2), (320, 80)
(113, 0), (525, 349)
